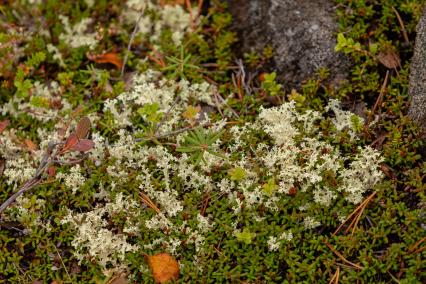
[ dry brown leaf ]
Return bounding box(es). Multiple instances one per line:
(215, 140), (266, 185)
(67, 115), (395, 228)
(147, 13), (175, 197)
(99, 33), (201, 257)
(62, 133), (79, 153)
(49, 98), (63, 110)
(47, 166), (56, 177)
(377, 49), (401, 69)
(147, 253), (180, 284)
(0, 120), (10, 134)
(88, 52), (123, 70)
(380, 163), (396, 179)
(75, 116), (91, 139)
(24, 139), (38, 151)
(70, 139), (95, 152)
(287, 186), (297, 196)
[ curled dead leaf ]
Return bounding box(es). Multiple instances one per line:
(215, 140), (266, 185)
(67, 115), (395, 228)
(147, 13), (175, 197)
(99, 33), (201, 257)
(147, 253), (179, 284)
(87, 52), (123, 70)
(377, 49), (401, 69)
(0, 120), (10, 134)
(62, 133), (79, 153)
(75, 116), (91, 139)
(380, 163), (396, 179)
(70, 139), (95, 152)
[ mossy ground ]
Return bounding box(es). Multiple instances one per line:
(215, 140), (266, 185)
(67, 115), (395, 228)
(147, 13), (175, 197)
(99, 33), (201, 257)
(0, 0), (425, 283)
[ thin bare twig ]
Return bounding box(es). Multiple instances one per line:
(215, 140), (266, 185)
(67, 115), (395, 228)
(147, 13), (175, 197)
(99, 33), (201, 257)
(135, 126), (194, 143)
(324, 241), (364, 270)
(53, 244), (74, 284)
(392, 6), (410, 45)
(0, 142), (59, 214)
(196, 0), (204, 19)
(154, 95), (181, 134)
(214, 90), (240, 118)
(140, 192), (161, 214)
(365, 70), (389, 129)
(236, 59), (252, 96)
(121, 9), (145, 78)
(333, 191), (377, 236)
(328, 266), (340, 284)
(51, 154), (89, 166)
(213, 90), (224, 117)
(408, 237), (426, 254)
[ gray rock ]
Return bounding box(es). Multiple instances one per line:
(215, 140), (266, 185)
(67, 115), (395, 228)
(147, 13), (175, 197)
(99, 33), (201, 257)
(409, 6), (426, 132)
(228, 0), (350, 88)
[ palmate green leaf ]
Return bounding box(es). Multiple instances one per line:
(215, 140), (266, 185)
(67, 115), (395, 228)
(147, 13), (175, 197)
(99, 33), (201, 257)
(194, 129), (206, 144)
(208, 129), (225, 144)
(184, 133), (200, 145)
(176, 128), (226, 165)
(206, 149), (227, 160)
(176, 146), (197, 153)
(196, 152), (204, 165)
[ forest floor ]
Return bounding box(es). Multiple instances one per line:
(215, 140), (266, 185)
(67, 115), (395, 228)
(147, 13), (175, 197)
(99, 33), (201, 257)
(0, 1), (425, 283)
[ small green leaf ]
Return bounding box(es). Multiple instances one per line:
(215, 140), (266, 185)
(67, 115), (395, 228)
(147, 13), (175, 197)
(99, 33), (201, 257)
(228, 167), (247, 181)
(262, 178), (278, 196)
(236, 228), (256, 244)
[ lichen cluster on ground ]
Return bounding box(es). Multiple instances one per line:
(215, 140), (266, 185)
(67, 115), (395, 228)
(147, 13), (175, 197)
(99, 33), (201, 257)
(0, 0), (425, 283)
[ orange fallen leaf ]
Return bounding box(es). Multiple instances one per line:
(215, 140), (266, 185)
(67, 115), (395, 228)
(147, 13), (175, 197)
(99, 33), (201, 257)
(61, 133), (79, 153)
(24, 139), (38, 151)
(88, 52), (123, 70)
(147, 253), (179, 284)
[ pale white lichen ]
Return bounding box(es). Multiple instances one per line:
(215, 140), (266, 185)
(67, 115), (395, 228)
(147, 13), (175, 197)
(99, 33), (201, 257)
(60, 193), (139, 269)
(124, 0), (196, 46)
(303, 216), (321, 230)
(59, 15), (98, 49)
(1, 68), (385, 274)
(267, 236), (280, 251)
(56, 165), (86, 194)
